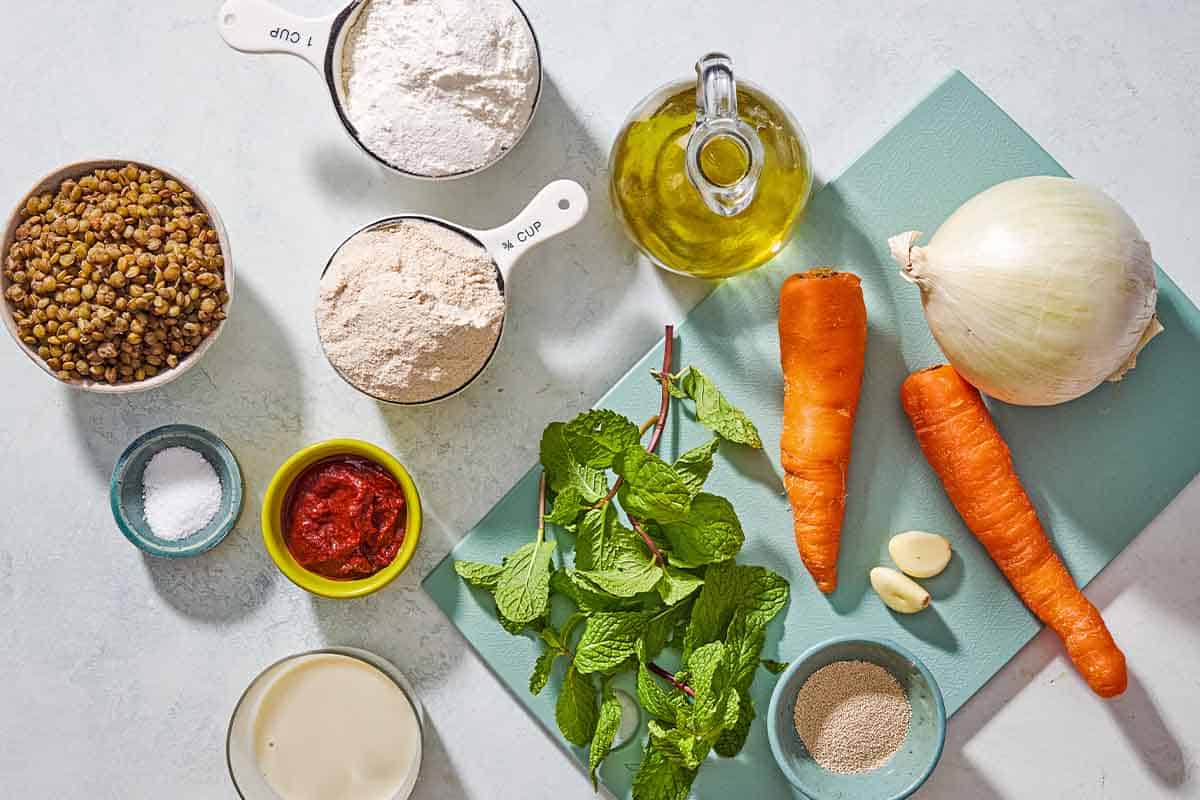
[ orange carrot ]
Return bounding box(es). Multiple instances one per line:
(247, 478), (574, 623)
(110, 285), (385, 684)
(779, 269), (867, 594)
(902, 365), (1127, 698)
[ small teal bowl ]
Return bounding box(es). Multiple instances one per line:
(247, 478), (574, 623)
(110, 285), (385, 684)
(110, 424), (244, 558)
(767, 636), (946, 800)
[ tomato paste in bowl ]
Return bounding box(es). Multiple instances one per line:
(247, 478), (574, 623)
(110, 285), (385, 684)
(262, 439), (422, 599)
(282, 456), (407, 580)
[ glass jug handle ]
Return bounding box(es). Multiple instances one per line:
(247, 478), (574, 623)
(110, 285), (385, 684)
(686, 53), (765, 217)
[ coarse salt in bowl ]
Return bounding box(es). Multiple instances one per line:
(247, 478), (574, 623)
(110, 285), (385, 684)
(766, 636), (946, 800)
(110, 424), (244, 558)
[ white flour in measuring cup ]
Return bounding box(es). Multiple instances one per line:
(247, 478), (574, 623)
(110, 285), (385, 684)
(340, 0), (539, 177)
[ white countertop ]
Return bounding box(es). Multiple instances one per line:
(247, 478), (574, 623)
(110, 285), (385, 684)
(2, 1), (1197, 797)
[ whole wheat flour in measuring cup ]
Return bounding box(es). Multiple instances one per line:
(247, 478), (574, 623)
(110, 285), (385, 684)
(340, 0), (539, 176)
(317, 221), (505, 403)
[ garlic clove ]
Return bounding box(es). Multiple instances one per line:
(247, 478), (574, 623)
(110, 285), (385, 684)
(870, 567), (931, 614)
(888, 530), (952, 578)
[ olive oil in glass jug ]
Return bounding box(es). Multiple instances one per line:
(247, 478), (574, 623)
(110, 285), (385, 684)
(610, 53), (812, 278)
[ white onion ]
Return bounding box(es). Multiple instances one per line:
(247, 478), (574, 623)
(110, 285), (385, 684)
(889, 176), (1161, 406)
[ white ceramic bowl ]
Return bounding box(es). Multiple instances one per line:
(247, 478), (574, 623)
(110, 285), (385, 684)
(0, 158), (234, 393)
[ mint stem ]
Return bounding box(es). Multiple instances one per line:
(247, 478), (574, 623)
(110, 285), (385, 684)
(648, 661), (695, 698)
(536, 471), (546, 544)
(645, 324), (674, 454)
(595, 325), (676, 508)
(630, 516), (665, 566)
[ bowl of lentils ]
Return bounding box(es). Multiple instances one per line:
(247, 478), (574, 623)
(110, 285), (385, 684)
(1, 159), (231, 391)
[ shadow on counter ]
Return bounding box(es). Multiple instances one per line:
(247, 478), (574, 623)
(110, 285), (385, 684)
(408, 719), (471, 800)
(302, 554), (472, 800)
(933, 545), (1191, 795)
(303, 510), (473, 689)
(65, 279), (307, 482)
(142, 543), (276, 624)
(68, 280), (306, 622)
(1085, 520), (1191, 790)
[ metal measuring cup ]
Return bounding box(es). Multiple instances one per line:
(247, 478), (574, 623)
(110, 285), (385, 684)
(216, 0), (543, 180)
(317, 179), (589, 405)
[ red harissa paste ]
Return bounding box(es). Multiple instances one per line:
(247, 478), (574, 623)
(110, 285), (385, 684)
(283, 455), (406, 580)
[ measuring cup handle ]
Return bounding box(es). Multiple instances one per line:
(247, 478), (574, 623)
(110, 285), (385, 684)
(216, 0), (333, 73)
(477, 180), (590, 275)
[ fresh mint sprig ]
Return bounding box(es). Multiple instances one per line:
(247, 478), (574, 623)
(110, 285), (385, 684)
(455, 326), (787, 800)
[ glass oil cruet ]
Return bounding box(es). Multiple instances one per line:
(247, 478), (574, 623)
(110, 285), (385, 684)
(610, 53), (813, 279)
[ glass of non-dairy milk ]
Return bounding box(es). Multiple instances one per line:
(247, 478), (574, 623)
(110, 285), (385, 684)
(227, 647), (424, 800)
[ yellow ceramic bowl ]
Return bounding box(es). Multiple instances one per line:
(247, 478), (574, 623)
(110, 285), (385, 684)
(262, 439), (422, 599)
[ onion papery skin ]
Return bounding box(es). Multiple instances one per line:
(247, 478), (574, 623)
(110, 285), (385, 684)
(890, 177), (1159, 406)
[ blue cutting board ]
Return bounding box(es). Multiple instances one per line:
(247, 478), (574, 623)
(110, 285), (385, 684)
(424, 71), (1200, 799)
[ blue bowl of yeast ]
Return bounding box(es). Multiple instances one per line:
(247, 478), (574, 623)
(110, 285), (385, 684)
(767, 636), (946, 800)
(109, 424), (244, 558)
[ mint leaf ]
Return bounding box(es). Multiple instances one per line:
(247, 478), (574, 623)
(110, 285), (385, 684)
(533, 612), (589, 694)
(632, 743), (697, 800)
(659, 493), (745, 568)
(614, 446), (694, 523)
(499, 611), (534, 635)
(575, 505), (618, 572)
(565, 410), (641, 469)
(637, 661), (689, 723)
(724, 609), (768, 691)
(578, 524), (663, 598)
(761, 659), (789, 675)
(551, 569), (634, 613)
(575, 611), (652, 674)
(648, 721), (706, 771)
(540, 612), (585, 654)
(720, 687), (743, 735)
(578, 561), (663, 598)
(673, 437), (719, 495)
(684, 642), (735, 738)
(659, 371), (688, 400)
(588, 685), (623, 789)
(556, 665), (599, 746)
(711, 612), (766, 758)
(643, 600), (692, 659)
(530, 646), (560, 695)
(676, 367), (763, 448)
(684, 562), (789, 660)
(544, 486), (588, 528)
(733, 571), (790, 633)
(560, 611), (587, 645)
(541, 422), (608, 502)
(714, 693), (755, 757)
(540, 627), (564, 652)
(454, 560), (504, 591)
(657, 565), (704, 606)
(494, 540), (557, 624)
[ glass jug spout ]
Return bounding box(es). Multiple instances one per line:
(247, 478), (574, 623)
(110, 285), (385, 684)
(686, 53), (764, 217)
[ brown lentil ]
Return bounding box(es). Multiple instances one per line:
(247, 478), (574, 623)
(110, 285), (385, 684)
(3, 164), (228, 384)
